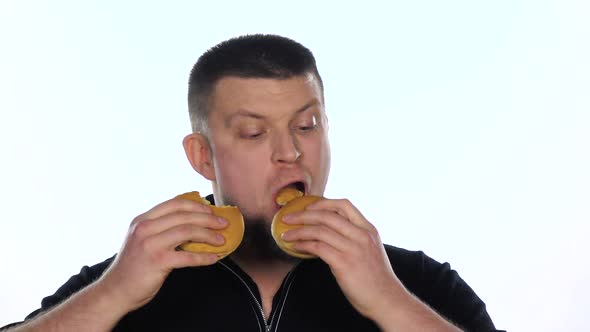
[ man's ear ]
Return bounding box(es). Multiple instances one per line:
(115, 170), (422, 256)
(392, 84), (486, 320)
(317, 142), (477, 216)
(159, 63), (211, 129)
(183, 133), (216, 181)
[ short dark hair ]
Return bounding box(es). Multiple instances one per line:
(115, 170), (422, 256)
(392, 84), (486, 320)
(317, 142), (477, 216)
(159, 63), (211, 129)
(187, 34), (324, 133)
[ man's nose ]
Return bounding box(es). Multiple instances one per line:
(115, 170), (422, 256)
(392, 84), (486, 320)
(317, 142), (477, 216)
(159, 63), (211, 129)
(271, 131), (301, 164)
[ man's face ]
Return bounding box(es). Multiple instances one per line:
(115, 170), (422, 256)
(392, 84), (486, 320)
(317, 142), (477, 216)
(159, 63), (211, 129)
(206, 74), (330, 225)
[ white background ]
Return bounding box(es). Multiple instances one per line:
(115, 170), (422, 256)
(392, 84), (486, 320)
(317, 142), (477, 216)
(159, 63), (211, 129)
(1, 1), (589, 330)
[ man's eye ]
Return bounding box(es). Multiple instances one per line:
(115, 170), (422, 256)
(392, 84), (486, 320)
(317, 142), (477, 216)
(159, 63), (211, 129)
(297, 124), (317, 132)
(241, 132), (264, 139)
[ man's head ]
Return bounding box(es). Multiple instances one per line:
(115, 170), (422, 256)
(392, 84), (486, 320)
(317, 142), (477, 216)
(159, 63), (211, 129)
(187, 34), (324, 135)
(183, 35), (331, 261)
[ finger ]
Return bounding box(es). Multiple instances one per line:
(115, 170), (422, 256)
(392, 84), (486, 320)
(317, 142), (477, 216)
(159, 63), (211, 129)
(137, 211), (227, 237)
(135, 197), (213, 224)
(306, 198), (376, 232)
(293, 240), (343, 266)
(145, 224), (225, 252)
(164, 250), (220, 269)
(282, 224), (351, 253)
(283, 210), (365, 241)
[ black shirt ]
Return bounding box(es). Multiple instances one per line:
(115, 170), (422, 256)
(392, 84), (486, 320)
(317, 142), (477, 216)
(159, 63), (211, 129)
(3, 245), (500, 331)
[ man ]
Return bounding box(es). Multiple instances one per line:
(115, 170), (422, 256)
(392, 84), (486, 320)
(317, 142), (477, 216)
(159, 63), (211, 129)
(2, 34), (501, 331)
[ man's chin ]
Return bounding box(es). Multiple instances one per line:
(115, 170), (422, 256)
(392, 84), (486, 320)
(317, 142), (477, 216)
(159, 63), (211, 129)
(232, 219), (298, 264)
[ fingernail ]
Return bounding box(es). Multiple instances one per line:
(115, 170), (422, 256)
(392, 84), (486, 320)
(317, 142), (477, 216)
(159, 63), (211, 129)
(282, 214), (292, 222)
(216, 233), (225, 243)
(281, 231), (291, 240)
(217, 217), (228, 225)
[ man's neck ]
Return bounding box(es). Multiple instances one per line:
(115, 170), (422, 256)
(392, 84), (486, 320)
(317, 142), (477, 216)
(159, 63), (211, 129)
(230, 252), (298, 286)
(230, 253), (298, 319)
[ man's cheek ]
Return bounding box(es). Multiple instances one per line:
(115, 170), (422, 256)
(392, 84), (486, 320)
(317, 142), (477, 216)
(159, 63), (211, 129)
(224, 162), (258, 192)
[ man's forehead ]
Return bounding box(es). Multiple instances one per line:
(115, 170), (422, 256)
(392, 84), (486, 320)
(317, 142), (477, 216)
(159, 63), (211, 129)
(213, 74), (321, 97)
(209, 75), (324, 119)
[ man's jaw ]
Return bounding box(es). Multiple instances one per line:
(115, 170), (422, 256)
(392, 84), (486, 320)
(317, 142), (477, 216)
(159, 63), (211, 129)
(232, 217), (298, 264)
(221, 178), (309, 263)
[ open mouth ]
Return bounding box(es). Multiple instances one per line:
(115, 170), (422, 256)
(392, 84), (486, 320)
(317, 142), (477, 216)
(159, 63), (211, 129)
(280, 181), (306, 196)
(289, 181), (306, 194)
(273, 181), (306, 210)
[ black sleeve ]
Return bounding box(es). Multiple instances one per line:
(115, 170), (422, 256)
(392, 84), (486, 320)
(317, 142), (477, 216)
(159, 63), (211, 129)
(385, 245), (503, 332)
(0, 255), (115, 330)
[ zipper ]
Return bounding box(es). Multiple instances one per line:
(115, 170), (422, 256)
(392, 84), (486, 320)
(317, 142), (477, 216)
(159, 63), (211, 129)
(219, 261), (269, 331)
(269, 272), (296, 332)
(267, 263), (299, 330)
(219, 260), (301, 332)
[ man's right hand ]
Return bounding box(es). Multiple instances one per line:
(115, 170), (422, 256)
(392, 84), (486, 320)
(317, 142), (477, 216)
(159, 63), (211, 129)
(97, 196), (228, 312)
(4, 196), (228, 332)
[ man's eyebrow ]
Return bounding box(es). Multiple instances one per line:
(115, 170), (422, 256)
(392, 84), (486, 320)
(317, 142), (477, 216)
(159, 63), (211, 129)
(225, 110), (265, 128)
(295, 99), (320, 115)
(224, 99), (320, 127)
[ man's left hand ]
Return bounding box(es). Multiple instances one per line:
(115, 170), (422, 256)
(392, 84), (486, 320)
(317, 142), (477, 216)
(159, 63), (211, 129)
(281, 198), (404, 321)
